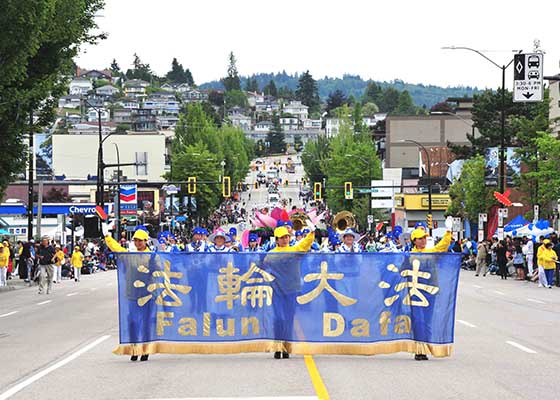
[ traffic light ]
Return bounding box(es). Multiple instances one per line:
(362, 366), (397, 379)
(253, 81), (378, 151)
(237, 182), (242, 191)
(222, 176), (231, 197)
(187, 176), (196, 194)
(254, 182), (259, 189)
(344, 182), (353, 200)
(426, 214), (433, 230)
(313, 182), (322, 201)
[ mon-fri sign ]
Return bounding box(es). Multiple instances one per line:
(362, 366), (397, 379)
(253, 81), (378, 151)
(513, 53), (543, 102)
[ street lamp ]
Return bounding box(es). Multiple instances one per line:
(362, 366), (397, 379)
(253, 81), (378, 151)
(399, 139), (432, 235)
(442, 46), (519, 194)
(220, 160), (226, 182)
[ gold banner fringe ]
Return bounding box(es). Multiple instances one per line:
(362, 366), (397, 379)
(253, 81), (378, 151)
(113, 340), (452, 358)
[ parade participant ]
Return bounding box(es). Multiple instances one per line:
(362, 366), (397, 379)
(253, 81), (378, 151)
(0, 243), (8, 287)
(245, 233), (262, 252)
(104, 225), (151, 361)
(336, 228), (362, 253)
(54, 244), (65, 283)
(410, 217), (453, 361)
(540, 240), (558, 288)
(71, 246), (84, 282)
(166, 235), (181, 253)
(269, 223), (315, 359)
(2, 240), (12, 280)
(229, 227), (244, 251)
(186, 227), (210, 252)
(37, 236), (57, 295)
(302, 228), (321, 251)
(208, 232), (232, 252)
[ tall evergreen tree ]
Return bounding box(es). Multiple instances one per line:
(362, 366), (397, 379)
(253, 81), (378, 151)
(393, 90), (417, 115)
(126, 53), (152, 81)
(222, 51), (241, 91)
(166, 57), (187, 83)
(245, 77), (259, 92)
(266, 113), (285, 154)
(326, 90), (347, 115)
(295, 70), (320, 115)
(110, 58), (120, 77)
(263, 80), (277, 97)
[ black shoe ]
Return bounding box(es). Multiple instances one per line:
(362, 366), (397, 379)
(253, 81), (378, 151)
(414, 354), (428, 361)
(282, 352), (289, 359)
(274, 352), (281, 359)
(130, 355), (138, 361)
(140, 354), (149, 361)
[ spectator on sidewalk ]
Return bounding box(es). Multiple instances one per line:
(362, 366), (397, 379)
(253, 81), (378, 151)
(0, 243), (8, 286)
(71, 246), (84, 282)
(37, 236), (56, 295)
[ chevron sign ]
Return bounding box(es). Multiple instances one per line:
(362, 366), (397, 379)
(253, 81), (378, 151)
(120, 185), (137, 215)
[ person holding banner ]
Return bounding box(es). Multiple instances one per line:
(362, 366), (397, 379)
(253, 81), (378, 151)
(269, 223), (315, 359)
(410, 216), (453, 361)
(186, 227), (210, 252)
(336, 228), (362, 253)
(103, 224), (152, 362)
(245, 233), (262, 252)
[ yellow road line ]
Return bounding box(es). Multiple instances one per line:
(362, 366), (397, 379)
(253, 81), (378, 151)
(304, 355), (329, 400)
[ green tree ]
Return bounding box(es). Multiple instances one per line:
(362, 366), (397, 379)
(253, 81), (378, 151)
(263, 80), (277, 97)
(166, 57), (187, 84)
(302, 135), (330, 185)
(393, 90), (417, 115)
(266, 113), (285, 154)
(110, 58), (120, 77)
(222, 51), (241, 92)
(224, 89), (249, 109)
(0, 0), (104, 197)
(125, 53), (153, 82)
(295, 70), (320, 115)
(362, 82), (383, 105)
(362, 102), (379, 116)
(326, 90), (347, 115)
(245, 77), (259, 92)
(277, 86), (295, 101)
(379, 87), (400, 113)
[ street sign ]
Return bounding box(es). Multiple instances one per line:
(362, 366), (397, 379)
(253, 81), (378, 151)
(357, 188), (392, 194)
(371, 199), (394, 209)
(370, 180), (394, 197)
(367, 215), (374, 224)
(162, 184), (179, 195)
(479, 213), (488, 222)
(513, 53), (543, 102)
(533, 205), (539, 223)
(478, 230), (484, 242)
(497, 227), (504, 240)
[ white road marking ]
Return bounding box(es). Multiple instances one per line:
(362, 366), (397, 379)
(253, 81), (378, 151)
(493, 290), (505, 295)
(90, 288), (97, 291)
(106, 283), (113, 286)
(527, 298), (546, 304)
(37, 300), (52, 305)
(456, 319), (477, 328)
(0, 311), (18, 318)
(126, 398), (319, 400)
(473, 284), (483, 289)
(506, 341), (537, 354)
(0, 335), (111, 400)
(66, 292), (78, 297)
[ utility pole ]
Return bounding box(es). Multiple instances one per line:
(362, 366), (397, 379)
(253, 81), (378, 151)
(27, 111), (34, 241)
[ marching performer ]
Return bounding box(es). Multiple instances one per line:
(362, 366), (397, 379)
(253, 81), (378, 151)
(186, 227), (210, 252)
(245, 233), (262, 252)
(335, 228), (362, 253)
(207, 232), (233, 253)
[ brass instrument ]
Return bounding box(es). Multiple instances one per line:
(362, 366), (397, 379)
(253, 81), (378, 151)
(332, 211), (356, 233)
(290, 212), (308, 231)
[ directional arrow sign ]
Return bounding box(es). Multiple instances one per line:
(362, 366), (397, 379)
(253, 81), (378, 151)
(513, 53), (543, 103)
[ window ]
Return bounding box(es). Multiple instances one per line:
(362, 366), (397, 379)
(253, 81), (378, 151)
(135, 152), (148, 176)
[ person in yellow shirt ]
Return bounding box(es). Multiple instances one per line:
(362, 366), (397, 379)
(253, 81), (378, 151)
(104, 225), (151, 362)
(268, 224), (315, 359)
(539, 240), (557, 288)
(54, 244), (65, 283)
(409, 217), (453, 361)
(71, 246), (84, 282)
(0, 243), (8, 287)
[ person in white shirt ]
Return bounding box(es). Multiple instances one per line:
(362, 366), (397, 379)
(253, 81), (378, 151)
(335, 229), (362, 253)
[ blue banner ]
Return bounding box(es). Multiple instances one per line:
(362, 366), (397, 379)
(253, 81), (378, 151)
(113, 252), (461, 357)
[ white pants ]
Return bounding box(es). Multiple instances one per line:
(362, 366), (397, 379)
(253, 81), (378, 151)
(55, 265), (62, 282)
(527, 255), (534, 275)
(538, 265), (548, 287)
(0, 268), (6, 286)
(73, 267), (81, 281)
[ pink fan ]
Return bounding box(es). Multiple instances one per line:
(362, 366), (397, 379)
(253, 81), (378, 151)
(255, 211), (277, 228)
(270, 207), (284, 221)
(241, 230), (250, 248)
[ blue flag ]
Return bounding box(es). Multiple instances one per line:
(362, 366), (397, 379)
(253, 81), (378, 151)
(113, 252), (461, 357)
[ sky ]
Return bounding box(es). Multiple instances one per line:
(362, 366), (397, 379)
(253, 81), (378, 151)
(76, 0), (560, 90)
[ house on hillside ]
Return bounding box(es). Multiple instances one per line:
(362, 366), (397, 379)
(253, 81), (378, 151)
(78, 69), (112, 81)
(282, 100), (308, 121)
(69, 78), (93, 96)
(96, 84), (120, 97)
(123, 79), (150, 99)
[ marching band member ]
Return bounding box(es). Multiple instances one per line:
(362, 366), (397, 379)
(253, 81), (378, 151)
(335, 228), (362, 253)
(186, 227), (210, 252)
(207, 232), (233, 253)
(245, 233), (262, 252)
(229, 227), (244, 252)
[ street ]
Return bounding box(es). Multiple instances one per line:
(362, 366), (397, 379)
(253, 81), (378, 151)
(1, 268), (559, 400)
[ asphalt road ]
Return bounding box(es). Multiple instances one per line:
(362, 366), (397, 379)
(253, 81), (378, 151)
(1, 267), (559, 400)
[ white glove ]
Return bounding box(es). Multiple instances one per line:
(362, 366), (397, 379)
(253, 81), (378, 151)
(445, 216), (453, 231)
(102, 222), (110, 237)
(306, 221), (316, 232)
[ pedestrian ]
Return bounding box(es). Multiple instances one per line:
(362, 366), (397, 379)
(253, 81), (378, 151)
(496, 240), (508, 280)
(71, 246), (84, 282)
(475, 240), (488, 277)
(0, 243), (8, 286)
(37, 236), (56, 295)
(410, 217), (453, 361)
(525, 237), (534, 277)
(54, 244), (65, 283)
(104, 225), (152, 361)
(540, 240), (557, 288)
(513, 243), (525, 280)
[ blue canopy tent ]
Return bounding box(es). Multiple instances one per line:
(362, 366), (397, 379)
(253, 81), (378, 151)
(504, 215), (529, 233)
